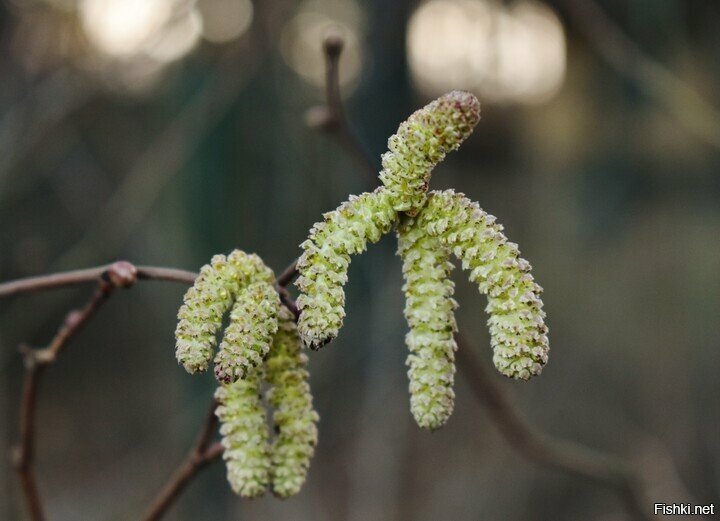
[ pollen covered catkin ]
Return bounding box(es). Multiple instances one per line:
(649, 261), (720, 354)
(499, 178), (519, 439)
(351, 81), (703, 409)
(380, 90), (480, 215)
(418, 190), (549, 379)
(397, 217), (458, 430)
(175, 250), (274, 374)
(214, 281), (281, 384)
(215, 373), (271, 498)
(265, 306), (319, 497)
(295, 188), (396, 349)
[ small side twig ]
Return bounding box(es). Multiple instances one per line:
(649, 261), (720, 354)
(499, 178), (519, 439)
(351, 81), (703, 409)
(10, 262), (129, 521)
(141, 401), (223, 521)
(305, 32), (377, 184)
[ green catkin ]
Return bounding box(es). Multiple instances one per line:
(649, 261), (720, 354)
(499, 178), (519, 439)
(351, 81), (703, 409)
(417, 190), (549, 379)
(397, 217), (458, 430)
(215, 373), (271, 498)
(296, 188), (397, 349)
(379, 90), (481, 215)
(214, 281), (281, 384)
(296, 91), (480, 349)
(175, 250), (274, 375)
(265, 306), (320, 497)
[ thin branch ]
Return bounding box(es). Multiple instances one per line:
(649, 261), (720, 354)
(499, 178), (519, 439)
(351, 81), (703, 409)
(0, 264), (197, 299)
(275, 259), (299, 288)
(305, 33), (378, 185)
(455, 335), (650, 521)
(141, 401), (222, 521)
(11, 275), (117, 521)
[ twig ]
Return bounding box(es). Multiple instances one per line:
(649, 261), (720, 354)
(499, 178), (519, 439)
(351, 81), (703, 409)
(455, 335), (650, 520)
(10, 268), (120, 521)
(275, 259), (299, 288)
(0, 265), (197, 299)
(305, 33), (378, 184)
(141, 401), (223, 521)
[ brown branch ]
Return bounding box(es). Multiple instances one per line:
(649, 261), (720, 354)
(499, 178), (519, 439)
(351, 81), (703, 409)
(455, 335), (650, 520)
(305, 33), (378, 185)
(275, 259), (298, 288)
(141, 401), (223, 521)
(0, 264), (197, 298)
(10, 269), (119, 521)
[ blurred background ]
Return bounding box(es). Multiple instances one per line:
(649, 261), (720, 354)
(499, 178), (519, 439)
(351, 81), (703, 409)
(1, 0), (719, 519)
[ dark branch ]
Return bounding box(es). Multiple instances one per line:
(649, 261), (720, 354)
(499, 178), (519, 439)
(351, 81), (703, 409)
(305, 32), (378, 185)
(11, 273), (118, 521)
(142, 401), (222, 521)
(0, 263), (197, 298)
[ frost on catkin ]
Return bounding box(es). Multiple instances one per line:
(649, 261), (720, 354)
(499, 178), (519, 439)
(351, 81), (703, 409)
(379, 91), (480, 215)
(397, 217), (458, 430)
(215, 373), (271, 498)
(214, 282), (281, 384)
(265, 306), (319, 497)
(295, 188), (396, 349)
(175, 250), (274, 374)
(418, 190), (549, 379)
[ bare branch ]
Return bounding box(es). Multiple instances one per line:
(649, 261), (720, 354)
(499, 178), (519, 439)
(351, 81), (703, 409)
(142, 401), (223, 521)
(11, 275), (117, 521)
(305, 32), (378, 185)
(275, 259), (299, 288)
(0, 264), (197, 299)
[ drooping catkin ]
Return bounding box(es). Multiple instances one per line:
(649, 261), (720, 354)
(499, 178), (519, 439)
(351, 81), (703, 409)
(175, 250), (275, 375)
(215, 373), (271, 498)
(265, 306), (319, 497)
(397, 217), (458, 429)
(295, 188), (396, 349)
(417, 190), (549, 379)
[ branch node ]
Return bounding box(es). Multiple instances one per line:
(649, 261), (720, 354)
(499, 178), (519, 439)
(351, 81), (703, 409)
(105, 261), (138, 288)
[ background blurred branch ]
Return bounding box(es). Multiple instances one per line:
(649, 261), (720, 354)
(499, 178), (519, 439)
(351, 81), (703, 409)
(557, 0), (720, 152)
(455, 335), (651, 521)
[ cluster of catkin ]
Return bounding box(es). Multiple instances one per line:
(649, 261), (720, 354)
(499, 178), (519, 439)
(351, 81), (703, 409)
(174, 91), (550, 500)
(175, 250), (318, 497)
(295, 91), (549, 430)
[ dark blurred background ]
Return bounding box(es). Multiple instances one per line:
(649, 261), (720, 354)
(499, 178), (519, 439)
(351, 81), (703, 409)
(1, 0), (719, 519)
